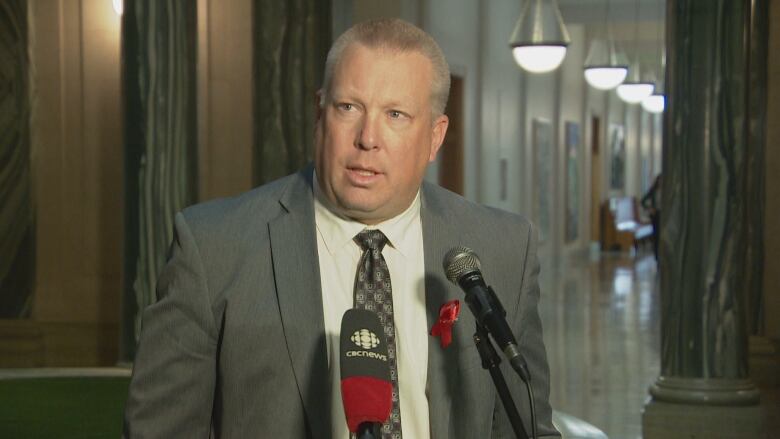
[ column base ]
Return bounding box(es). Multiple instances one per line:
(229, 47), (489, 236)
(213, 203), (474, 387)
(649, 376), (761, 405)
(643, 377), (767, 439)
(749, 336), (780, 389)
(749, 337), (780, 435)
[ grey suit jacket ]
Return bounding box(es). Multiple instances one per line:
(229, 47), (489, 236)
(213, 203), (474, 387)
(124, 167), (559, 438)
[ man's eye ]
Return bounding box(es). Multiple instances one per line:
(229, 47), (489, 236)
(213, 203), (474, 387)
(338, 103), (354, 111)
(389, 110), (402, 119)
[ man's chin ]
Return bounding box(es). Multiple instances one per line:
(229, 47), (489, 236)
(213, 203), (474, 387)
(332, 191), (411, 224)
(331, 197), (394, 225)
(339, 205), (387, 225)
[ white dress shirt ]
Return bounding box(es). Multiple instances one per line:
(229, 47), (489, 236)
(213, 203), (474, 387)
(313, 176), (430, 439)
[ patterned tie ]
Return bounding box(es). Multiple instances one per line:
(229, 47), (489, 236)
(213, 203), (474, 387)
(353, 230), (402, 439)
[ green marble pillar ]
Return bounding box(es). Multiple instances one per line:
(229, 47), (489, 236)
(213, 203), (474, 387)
(121, 0), (198, 361)
(0, 0), (33, 319)
(643, 0), (768, 436)
(657, 0), (765, 385)
(744, 0), (768, 339)
(253, 0), (331, 185)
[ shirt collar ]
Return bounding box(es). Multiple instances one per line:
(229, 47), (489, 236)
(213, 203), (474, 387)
(313, 171), (421, 258)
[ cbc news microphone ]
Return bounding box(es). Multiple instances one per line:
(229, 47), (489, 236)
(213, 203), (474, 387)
(340, 309), (392, 439)
(443, 246), (531, 382)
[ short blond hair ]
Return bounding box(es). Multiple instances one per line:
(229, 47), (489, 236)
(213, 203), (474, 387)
(320, 18), (451, 118)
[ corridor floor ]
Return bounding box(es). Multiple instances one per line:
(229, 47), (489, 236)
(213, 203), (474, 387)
(539, 250), (660, 439)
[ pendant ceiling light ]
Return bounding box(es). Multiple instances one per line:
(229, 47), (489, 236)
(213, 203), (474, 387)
(616, 61), (655, 103)
(641, 94), (665, 113)
(509, 0), (571, 74)
(617, 0), (654, 104)
(584, 0), (628, 90)
(584, 39), (629, 90)
(641, 1), (666, 113)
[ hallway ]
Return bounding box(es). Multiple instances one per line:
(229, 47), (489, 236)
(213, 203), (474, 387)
(540, 250), (661, 439)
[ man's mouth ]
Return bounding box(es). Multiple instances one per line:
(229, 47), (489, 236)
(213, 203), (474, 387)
(346, 166), (383, 185)
(348, 166), (381, 176)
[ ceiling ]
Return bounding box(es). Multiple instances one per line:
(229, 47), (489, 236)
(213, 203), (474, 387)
(559, 0), (667, 78)
(558, 0), (665, 24)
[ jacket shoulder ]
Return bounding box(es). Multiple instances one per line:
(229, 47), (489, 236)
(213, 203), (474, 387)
(422, 182), (532, 230)
(180, 171), (307, 234)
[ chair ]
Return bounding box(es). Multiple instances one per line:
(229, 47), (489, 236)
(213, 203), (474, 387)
(601, 197), (654, 252)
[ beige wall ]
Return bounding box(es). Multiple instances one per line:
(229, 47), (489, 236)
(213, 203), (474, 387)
(16, 0), (123, 366)
(765, 0), (780, 341)
(6, 0), (776, 369)
(4, 0), (275, 366)
(558, 24), (587, 253)
(9, 0), (256, 366)
(197, 0), (254, 202)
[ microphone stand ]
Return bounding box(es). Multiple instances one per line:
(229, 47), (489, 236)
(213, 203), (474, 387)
(473, 323), (530, 439)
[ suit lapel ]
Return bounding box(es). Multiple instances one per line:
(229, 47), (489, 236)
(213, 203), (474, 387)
(267, 176), (493, 438)
(421, 184), (464, 439)
(268, 169), (331, 439)
(422, 184), (496, 439)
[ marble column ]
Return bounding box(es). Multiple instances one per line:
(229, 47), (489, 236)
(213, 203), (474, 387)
(750, 1), (780, 434)
(121, 0), (198, 361)
(642, 0), (768, 437)
(0, 0), (34, 319)
(253, 0), (331, 185)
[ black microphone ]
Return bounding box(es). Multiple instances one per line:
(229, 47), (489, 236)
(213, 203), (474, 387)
(340, 309), (392, 439)
(443, 246), (530, 382)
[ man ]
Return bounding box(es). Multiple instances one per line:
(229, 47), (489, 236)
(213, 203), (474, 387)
(641, 174), (661, 259)
(124, 18), (559, 438)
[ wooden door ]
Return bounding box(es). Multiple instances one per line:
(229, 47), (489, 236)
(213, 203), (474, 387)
(439, 75), (464, 195)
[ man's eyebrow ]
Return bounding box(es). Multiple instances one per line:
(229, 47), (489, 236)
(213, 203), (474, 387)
(381, 96), (417, 108)
(328, 92), (359, 103)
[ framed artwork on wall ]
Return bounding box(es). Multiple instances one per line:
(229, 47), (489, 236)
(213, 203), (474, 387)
(564, 121), (580, 243)
(609, 124), (626, 192)
(532, 118), (553, 243)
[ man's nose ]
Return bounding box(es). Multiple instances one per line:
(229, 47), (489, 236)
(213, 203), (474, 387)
(356, 113), (380, 150)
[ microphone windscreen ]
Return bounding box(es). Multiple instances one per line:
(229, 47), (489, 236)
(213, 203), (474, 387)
(443, 246), (481, 283)
(339, 308), (392, 432)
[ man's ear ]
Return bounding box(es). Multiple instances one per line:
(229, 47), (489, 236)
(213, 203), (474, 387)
(428, 114), (449, 162)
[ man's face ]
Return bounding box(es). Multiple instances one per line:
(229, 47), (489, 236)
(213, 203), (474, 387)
(314, 44), (449, 224)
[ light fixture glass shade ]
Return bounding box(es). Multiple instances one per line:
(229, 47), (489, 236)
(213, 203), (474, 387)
(642, 94), (665, 113)
(584, 67), (628, 90)
(113, 0), (123, 15)
(617, 59), (654, 103)
(583, 38), (629, 90)
(509, 0), (570, 73)
(617, 83), (655, 103)
(512, 46), (568, 73)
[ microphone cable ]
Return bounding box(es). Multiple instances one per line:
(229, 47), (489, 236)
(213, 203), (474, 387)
(526, 378), (537, 439)
(444, 246), (539, 439)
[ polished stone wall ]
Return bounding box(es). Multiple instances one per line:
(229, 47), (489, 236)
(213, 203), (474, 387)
(0, 0), (33, 318)
(745, 0), (769, 339)
(196, 0), (254, 201)
(122, 0), (198, 359)
(660, 0), (761, 380)
(15, 0), (124, 366)
(253, 0), (331, 185)
(764, 0), (780, 342)
(119, 0), (332, 360)
(644, 1), (771, 434)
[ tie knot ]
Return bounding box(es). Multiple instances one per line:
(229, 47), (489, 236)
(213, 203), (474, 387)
(354, 229), (388, 252)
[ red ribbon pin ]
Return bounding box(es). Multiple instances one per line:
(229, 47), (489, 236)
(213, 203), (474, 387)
(430, 299), (461, 349)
